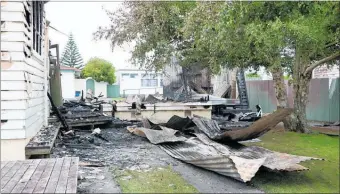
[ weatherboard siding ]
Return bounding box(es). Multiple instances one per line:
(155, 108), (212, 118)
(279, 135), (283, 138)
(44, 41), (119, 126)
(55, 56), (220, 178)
(1, 0), (47, 144)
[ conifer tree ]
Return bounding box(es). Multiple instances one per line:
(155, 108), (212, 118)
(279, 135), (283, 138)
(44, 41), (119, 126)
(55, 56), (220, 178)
(61, 33), (84, 68)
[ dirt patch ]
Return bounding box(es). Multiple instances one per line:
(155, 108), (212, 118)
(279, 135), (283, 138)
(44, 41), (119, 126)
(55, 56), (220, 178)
(310, 126), (339, 136)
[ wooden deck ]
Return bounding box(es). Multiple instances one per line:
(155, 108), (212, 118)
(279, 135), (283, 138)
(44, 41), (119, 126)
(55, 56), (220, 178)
(25, 123), (61, 158)
(1, 157), (79, 193)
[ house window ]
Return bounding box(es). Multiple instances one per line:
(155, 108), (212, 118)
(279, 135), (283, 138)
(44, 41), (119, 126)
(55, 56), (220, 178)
(32, 1), (44, 55)
(141, 73), (158, 87)
(122, 73), (130, 78)
(160, 79), (163, 87)
(130, 73), (138, 78)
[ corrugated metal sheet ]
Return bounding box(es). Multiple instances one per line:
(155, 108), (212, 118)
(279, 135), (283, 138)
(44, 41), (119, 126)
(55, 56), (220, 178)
(130, 110), (322, 182)
(127, 126), (186, 144)
(246, 78), (340, 122)
(160, 136), (265, 182)
(127, 126), (321, 182)
(192, 108), (293, 142)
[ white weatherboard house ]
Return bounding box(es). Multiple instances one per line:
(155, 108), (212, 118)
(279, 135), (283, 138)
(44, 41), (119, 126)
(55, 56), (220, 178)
(1, 1), (50, 160)
(116, 69), (163, 97)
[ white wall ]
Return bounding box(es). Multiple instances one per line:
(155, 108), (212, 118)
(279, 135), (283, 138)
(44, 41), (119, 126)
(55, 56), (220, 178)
(75, 78), (86, 94)
(74, 78), (108, 98)
(1, 1), (48, 160)
(60, 70), (76, 99)
(117, 69), (163, 96)
(95, 81), (107, 98)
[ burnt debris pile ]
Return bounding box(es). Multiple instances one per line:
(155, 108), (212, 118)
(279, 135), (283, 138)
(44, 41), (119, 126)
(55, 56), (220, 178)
(127, 108), (323, 182)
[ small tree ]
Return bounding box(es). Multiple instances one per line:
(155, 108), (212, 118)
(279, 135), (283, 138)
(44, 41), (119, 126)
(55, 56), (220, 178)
(61, 33), (84, 68)
(81, 58), (116, 84)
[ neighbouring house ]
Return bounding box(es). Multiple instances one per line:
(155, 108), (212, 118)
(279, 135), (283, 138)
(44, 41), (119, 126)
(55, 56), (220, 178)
(74, 78), (109, 98)
(1, 1), (50, 160)
(60, 65), (80, 99)
(313, 64), (340, 79)
(60, 65), (118, 99)
(116, 69), (163, 97)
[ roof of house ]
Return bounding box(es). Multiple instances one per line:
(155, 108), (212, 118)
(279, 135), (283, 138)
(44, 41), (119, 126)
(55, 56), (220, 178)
(60, 65), (81, 72)
(117, 68), (146, 72)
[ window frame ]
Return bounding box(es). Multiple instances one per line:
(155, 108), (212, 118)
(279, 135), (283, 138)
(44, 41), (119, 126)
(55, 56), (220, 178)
(32, 1), (44, 55)
(141, 73), (158, 87)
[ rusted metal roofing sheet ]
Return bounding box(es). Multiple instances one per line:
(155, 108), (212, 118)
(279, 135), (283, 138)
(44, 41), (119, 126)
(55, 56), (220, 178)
(160, 133), (321, 182)
(127, 125), (321, 182)
(195, 133), (321, 172)
(160, 138), (264, 182)
(192, 108), (294, 142)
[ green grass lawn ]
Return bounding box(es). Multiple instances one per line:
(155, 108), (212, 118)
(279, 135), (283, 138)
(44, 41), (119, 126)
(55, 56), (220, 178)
(111, 166), (198, 193)
(245, 131), (339, 193)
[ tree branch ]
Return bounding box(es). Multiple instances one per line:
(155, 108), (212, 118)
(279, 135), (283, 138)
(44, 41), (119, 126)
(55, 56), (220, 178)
(304, 51), (340, 75)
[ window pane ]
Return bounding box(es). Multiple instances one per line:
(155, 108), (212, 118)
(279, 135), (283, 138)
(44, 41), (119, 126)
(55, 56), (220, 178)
(122, 73), (129, 78)
(141, 79), (157, 87)
(130, 73), (138, 78)
(151, 79), (157, 87)
(141, 79), (148, 87)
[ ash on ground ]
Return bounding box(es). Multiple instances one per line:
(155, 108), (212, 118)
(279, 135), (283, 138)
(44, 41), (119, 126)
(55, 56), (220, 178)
(51, 126), (180, 193)
(51, 124), (262, 193)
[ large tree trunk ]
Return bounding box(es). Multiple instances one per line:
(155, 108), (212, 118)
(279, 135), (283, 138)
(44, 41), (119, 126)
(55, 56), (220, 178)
(290, 51), (312, 133)
(288, 51), (339, 133)
(271, 67), (292, 130)
(291, 74), (312, 133)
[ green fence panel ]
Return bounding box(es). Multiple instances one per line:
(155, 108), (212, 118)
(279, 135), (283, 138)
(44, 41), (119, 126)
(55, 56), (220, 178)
(246, 78), (339, 122)
(246, 80), (276, 113)
(107, 84), (120, 98)
(306, 79), (330, 122)
(328, 78), (340, 122)
(86, 79), (95, 94)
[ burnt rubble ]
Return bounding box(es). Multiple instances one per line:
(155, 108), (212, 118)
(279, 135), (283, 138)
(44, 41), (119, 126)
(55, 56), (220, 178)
(51, 99), (113, 129)
(127, 108), (323, 182)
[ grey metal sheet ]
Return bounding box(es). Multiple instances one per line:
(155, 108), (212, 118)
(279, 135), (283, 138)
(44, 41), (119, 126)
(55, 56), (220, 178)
(127, 126), (187, 144)
(159, 133), (321, 182)
(127, 126), (321, 182)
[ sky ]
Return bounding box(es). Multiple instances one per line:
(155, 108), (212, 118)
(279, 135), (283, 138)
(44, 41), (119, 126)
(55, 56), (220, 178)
(45, 2), (133, 69)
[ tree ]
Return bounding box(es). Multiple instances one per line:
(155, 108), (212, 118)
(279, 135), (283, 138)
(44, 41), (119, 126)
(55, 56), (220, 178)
(94, 2), (197, 72)
(183, 1), (340, 133)
(61, 33), (84, 68)
(81, 57), (116, 84)
(95, 1), (339, 133)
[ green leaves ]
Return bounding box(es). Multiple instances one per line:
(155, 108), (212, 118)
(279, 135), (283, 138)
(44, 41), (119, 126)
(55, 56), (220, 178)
(96, 1), (339, 75)
(95, 2), (197, 71)
(81, 58), (116, 84)
(61, 33), (84, 68)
